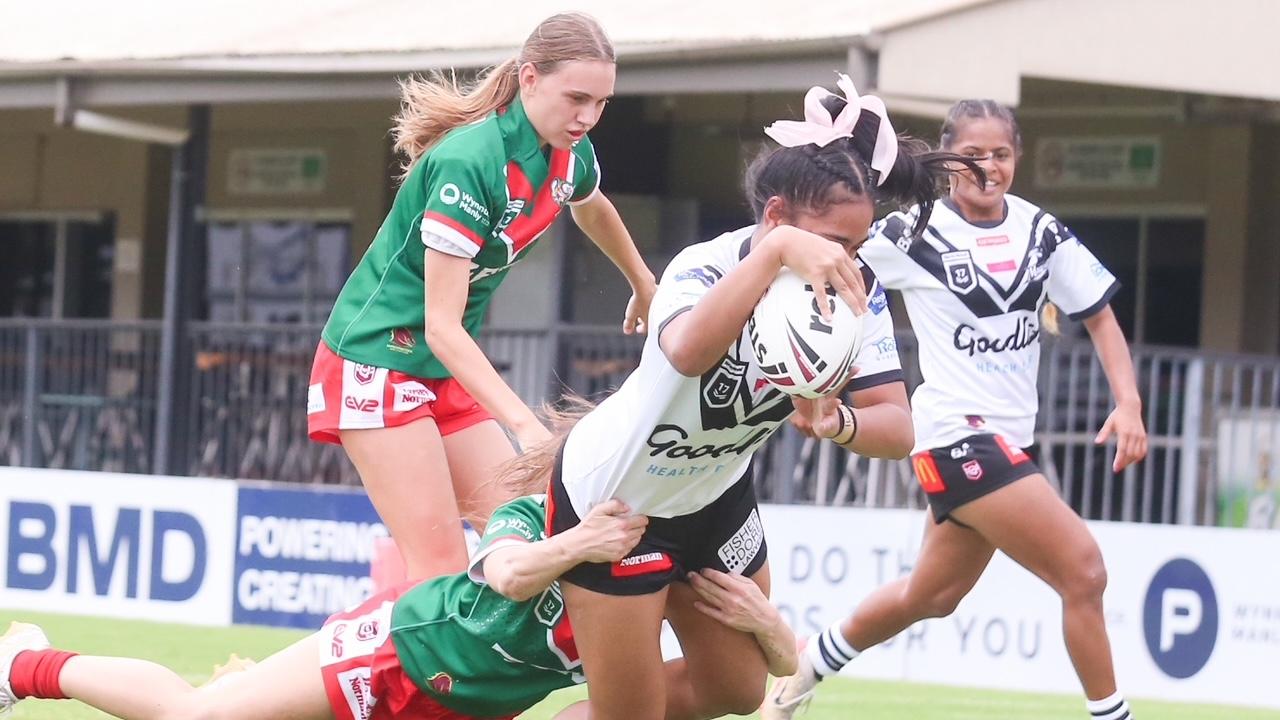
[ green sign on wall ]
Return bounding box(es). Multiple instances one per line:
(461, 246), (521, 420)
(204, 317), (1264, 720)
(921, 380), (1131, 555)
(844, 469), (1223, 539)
(1034, 136), (1161, 189)
(228, 148), (328, 195)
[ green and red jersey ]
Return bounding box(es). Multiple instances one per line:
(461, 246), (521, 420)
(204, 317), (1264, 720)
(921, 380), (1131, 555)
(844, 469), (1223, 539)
(388, 496), (582, 717)
(322, 98), (601, 378)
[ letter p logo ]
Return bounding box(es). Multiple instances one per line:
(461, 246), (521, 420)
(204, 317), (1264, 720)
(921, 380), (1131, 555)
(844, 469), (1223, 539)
(1159, 587), (1202, 652)
(1143, 558), (1217, 679)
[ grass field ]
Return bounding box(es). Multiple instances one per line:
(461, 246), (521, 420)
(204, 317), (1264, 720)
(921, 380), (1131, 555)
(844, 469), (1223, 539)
(4, 609), (1278, 719)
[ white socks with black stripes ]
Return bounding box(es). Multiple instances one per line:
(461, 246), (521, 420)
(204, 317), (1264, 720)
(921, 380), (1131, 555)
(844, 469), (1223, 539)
(806, 622), (1133, 719)
(805, 622), (860, 678)
(1086, 690), (1133, 719)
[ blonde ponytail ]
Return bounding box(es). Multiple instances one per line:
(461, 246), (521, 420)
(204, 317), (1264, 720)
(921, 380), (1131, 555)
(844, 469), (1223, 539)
(392, 61), (520, 177)
(1041, 302), (1061, 335)
(457, 394), (598, 518)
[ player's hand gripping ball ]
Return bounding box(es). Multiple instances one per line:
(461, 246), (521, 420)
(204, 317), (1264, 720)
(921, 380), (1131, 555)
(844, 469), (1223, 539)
(749, 268), (863, 399)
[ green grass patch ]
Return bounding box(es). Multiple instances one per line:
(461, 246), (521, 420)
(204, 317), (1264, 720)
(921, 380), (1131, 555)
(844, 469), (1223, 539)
(5, 609), (1277, 719)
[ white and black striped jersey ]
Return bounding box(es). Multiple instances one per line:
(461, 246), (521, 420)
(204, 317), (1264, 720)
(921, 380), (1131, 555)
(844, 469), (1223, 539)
(560, 225), (904, 519)
(860, 195), (1119, 452)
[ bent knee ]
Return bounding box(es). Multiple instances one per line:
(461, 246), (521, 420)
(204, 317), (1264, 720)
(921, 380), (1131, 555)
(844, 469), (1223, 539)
(696, 678), (767, 718)
(1059, 552), (1108, 602)
(717, 684), (768, 717)
(909, 584), (969, 619)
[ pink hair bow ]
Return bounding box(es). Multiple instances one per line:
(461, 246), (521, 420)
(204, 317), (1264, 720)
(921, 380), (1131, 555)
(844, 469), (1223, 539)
(763, 73), (900, 186)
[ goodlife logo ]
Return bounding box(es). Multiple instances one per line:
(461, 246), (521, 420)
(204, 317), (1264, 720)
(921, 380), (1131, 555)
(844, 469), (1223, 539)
(645, 424), (771, 460)
(1143, 558), (1219, 679)
(953, 317), (1040, 357)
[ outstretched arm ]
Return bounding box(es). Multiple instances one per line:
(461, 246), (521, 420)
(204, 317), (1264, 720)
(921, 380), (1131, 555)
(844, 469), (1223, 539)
(1083, 306), (1147, 471)
(424, 249), (550, 450)
(481, 499), (648, 602)
(571, 192), (657, 335)
(688, 569), (798, 677)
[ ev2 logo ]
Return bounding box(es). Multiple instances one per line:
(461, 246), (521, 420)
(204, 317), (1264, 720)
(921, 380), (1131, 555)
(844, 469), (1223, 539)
(1142, 558), (1218, 679)
(343, 397), (379, 412)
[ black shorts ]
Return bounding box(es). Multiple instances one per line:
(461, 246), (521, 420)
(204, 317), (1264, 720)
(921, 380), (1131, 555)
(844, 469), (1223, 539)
(547, 459), (768, 596)
(912, 433), (1042, 524)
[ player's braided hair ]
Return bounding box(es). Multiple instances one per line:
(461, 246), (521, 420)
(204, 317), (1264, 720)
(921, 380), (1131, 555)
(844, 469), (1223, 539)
(804, 144), (868, 197)
(940, 99), (1023, 155)
(745, 95), (984, 238)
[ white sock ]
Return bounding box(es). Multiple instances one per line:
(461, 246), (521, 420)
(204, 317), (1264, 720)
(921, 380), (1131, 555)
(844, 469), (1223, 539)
(1086, 690), (1132, 720)
(805, 622), (860, 678)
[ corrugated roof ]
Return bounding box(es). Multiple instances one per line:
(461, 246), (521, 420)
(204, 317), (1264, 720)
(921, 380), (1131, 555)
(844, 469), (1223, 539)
(0, 0), (992, 66)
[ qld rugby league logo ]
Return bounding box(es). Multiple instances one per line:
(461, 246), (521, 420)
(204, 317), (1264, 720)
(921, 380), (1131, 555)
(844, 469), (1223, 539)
(942, 250), (978, 294)
(495, 199), (526, 236)
(703, 357), (748, 409)
(355, 620), (379, 641)
(352, 364), (377, 385)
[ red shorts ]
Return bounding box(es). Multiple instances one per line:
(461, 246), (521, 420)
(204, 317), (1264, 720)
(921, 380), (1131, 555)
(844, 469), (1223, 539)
(318, 585), (515, 720)
(307, 341), (493, 444)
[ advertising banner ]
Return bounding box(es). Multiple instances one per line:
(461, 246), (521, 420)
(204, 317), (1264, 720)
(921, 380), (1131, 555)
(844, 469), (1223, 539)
(0, 468), (237, 625)
(233, 483), (388, 629)
(761, 505), (1280, 709)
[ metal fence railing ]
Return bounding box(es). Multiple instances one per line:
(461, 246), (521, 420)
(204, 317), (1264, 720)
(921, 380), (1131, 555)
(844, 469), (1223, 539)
(2, 318), (1278, 527)
(768, 337), (1280, 527)
(183, 323), (339, 484)
(0, 320), (161, 473)
(552, 325), (646, 399)
(0, 320), (642, 486)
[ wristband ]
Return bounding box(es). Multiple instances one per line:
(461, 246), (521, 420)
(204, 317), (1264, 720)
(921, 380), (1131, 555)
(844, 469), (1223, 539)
(831, 404), (858, 445)
(829, 402), (847, 437)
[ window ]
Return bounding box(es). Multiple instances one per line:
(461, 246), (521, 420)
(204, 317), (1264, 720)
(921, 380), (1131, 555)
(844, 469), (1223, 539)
(1059, 214), (1204, 347)
(206, 217), (350, 324)
(0, 214), (115, 318)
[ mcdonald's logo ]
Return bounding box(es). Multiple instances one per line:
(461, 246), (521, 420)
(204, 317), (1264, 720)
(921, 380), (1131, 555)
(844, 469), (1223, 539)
(912, 452), (947, 494)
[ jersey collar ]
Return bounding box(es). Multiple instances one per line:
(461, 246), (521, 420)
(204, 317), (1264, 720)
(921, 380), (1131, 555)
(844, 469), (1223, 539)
(497, 96), (544, 163)
(941, 196), (1008, 229)
(739, 224), (758, 260)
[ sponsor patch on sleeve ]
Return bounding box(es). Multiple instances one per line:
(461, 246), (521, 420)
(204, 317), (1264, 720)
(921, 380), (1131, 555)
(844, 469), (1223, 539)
(486, 515), (537, 542)
(672, 265), (722, 288)
(436, 181), (491, 225)
(868, 283), (888, 315)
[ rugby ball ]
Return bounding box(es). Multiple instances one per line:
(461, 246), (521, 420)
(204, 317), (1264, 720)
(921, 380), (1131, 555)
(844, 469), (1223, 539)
(748, 268), (863, 398)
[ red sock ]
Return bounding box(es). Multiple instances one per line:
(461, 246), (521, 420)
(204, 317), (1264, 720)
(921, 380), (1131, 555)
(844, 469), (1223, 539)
(10, 649), (77, 700)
